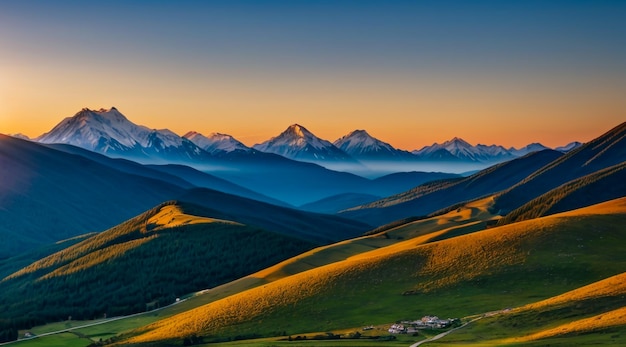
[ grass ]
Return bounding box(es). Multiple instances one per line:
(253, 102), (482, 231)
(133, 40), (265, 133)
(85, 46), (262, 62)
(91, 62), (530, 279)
(411, 271), (626, 345)
(12, 196), (497, 347)
(12, 198), (626, 346)
(256, 196), (497, 282)
(120, 198), (626, 345)
(13, 198), (491, 347)
(437, 310), (626, 346)
(10, 333), (91, 347)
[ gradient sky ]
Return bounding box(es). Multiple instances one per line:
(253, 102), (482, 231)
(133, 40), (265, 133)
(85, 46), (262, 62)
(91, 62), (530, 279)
(2, 0), (625, 150)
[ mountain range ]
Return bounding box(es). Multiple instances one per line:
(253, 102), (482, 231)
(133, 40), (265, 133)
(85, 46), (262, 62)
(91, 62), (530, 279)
(183, 131), (250, 154)
(31, 107), (582, 175)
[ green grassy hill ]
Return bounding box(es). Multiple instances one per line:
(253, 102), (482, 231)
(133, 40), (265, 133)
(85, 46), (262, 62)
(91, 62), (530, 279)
(0, 202), (315, 333)
(437, 271), (626, 346)
(120, 197), (626, 346)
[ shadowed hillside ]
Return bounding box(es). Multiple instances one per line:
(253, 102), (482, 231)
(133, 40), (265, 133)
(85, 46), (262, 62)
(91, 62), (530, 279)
(176, 188), (372, 243)
(0, 202), (314, 332)
(493, 121), (626, 215)
(298, 193), (381, 213)
(340, 149), (562, 225)
(122, 198), (626, 345)
(498, 161), (626, 225)
(0, 135), (184, 258)
(44, 143), (286, 206)
(146, 164), (289, 206)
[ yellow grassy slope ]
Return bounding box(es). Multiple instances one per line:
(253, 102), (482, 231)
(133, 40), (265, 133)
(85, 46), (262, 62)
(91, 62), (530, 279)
(126, 198), (626, 344)
(521, 272), (626, 311)
(517, 306), (626, 341)
(498, 271), (626, 342)
(256, 196), (497, 282)
(147, 204), (241, 228)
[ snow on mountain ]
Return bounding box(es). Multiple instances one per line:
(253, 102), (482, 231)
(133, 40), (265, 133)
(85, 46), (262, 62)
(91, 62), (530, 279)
(333, 130), (413, 160)
(411, 147), (460, 161)
(413, 137), (483, 161)
(475, 143), (515, 161)
(509, 143), (550, 157)
(441, 137), (483, 161)
(9, 133), (30, 140)
(413, 137), (541, 162)
(36, 107), (208, 162)
(38, 107), (150, 150)
(555, 141), (583, 153)
(184, 131), (250, 154)
(253, 124), (355, 162)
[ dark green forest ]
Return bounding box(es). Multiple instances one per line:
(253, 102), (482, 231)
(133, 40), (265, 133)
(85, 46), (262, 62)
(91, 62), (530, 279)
(0, 202), (315, 342)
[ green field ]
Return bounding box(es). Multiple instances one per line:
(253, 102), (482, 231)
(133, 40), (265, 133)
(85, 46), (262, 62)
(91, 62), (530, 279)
(11, 333), (91, 347)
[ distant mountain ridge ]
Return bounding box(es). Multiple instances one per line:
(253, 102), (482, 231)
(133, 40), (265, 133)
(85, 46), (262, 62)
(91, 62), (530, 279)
(33, 107), (579, 171)
(413, 137), (518, 163)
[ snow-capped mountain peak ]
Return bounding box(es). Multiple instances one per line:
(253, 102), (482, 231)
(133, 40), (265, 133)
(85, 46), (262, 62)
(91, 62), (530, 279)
(287, 124), (307, 138)
(255, 124), (331, 152)
(253, 124), (354, 162)
(433, 137), (480, 161)
(183, 131), (249, 153)
(37, 107), (152, 150)
(509, 143), (550, 157)
(335, 130), (380, 148)
(36, 107), (209, 162)
(334, 129), (412, 160)
(413, 137), (517, 162)
(442, 137), (473, 152)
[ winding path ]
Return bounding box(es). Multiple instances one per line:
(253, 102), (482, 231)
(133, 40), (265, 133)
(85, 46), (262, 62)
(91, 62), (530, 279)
(409, 313), (497, 347)
(0, 298), (187, 346)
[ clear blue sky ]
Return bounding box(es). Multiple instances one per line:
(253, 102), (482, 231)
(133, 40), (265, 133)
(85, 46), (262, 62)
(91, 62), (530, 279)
(2, 0), (625, 148)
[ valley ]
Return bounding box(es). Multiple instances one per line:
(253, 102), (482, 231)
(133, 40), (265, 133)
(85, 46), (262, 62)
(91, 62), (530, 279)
(0, 115), (624, 346)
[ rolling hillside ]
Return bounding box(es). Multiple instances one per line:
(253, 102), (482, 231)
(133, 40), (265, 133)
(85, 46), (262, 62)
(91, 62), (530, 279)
(208, 156), (457, 206)
(121, 198), (626, 345)
(299, 193), (381, 213)
(0, 135), (370, 261)
(493, 121), (626, 215)
(145, 164), (288, 206)
(498, 161), (626, 225)
(0, 202), (315, 331)
(176, 188), (372, 243)
(341, 149), (562, 225)
(508, 271), (626, 343)
(0, 135), (185, 258)
(441, 272), (626, 346)
(44, 143), (286, 206)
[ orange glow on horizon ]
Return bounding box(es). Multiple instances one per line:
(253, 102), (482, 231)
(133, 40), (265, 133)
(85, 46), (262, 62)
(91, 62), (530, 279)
(2, 61), (624, 150)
